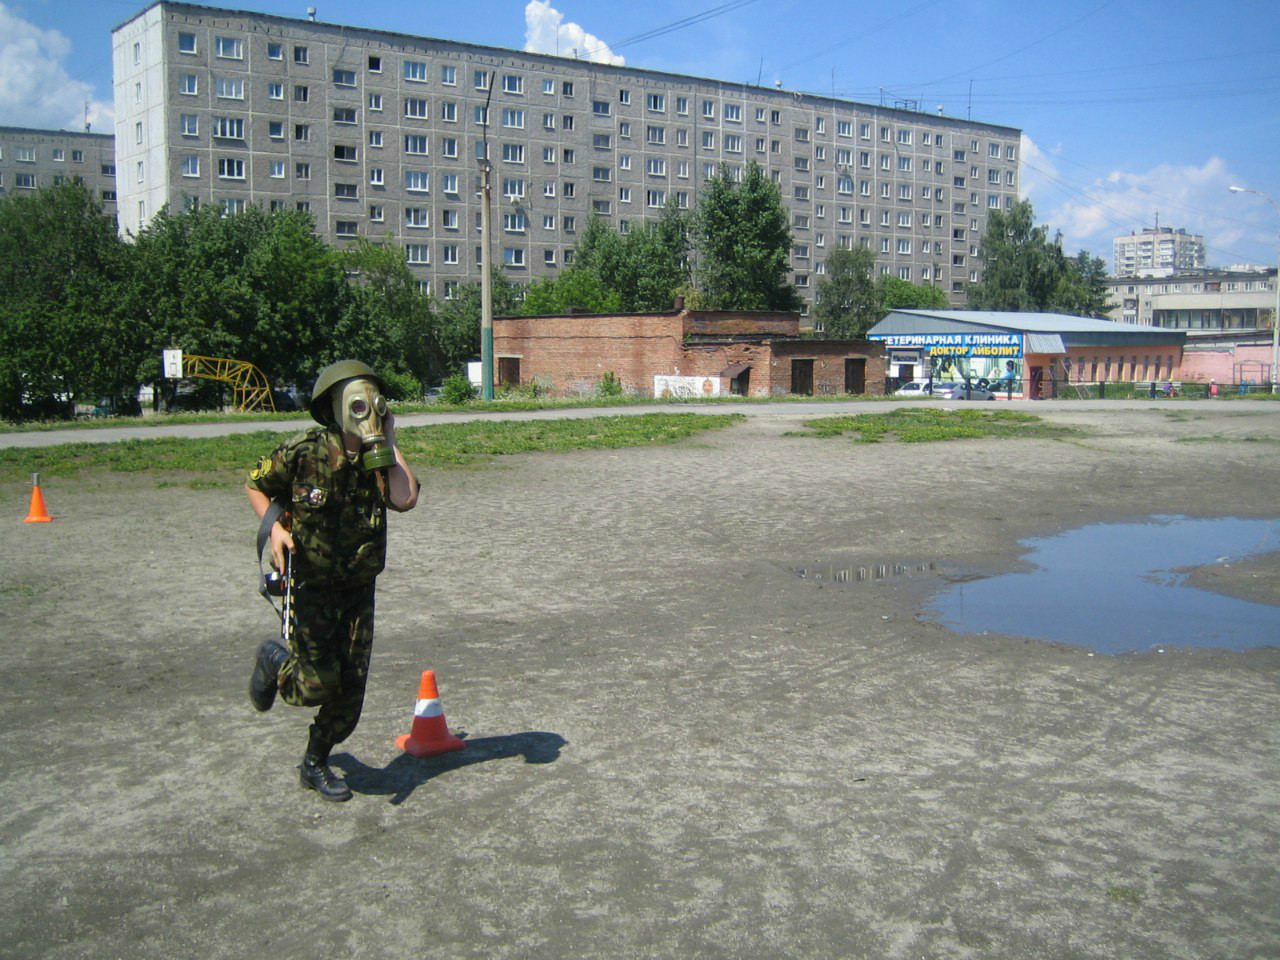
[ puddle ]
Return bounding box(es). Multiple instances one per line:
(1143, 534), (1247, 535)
(923, 516), (1280, 655)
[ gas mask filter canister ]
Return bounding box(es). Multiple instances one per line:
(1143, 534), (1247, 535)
(332, 377), (394, 471)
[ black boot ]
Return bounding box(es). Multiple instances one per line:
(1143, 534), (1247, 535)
(249, 639), (290, 712)
(299, 733), (352, 802)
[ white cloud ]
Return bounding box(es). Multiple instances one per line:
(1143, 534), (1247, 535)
(0, 3), (112, 131)
(1020, 136), (1274, 268)
(524, 0), (623, 66)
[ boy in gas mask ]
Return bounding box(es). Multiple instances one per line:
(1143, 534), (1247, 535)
(245, 360), (419, 801)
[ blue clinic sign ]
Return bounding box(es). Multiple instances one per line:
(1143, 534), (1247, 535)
(869, 332), (1023, 358)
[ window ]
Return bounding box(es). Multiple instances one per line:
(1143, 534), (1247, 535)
(536, 112), (552, 130)
(221, 198), (244, 216)
(794, 156), (809, 172)
(181, 156), (200, 177)
(562, 80), (574, 97)
(677, 160), (689, 178)
(619, 187), (632, 203)
(502, 177), (525, 199)
(336, 222), (359, 238)
(333, 68), (357, 87)
(503, 74), (524, 94)
(295, 162), (310, 180)
(404, 60), (428, 82)
(646, 157), (666, 176)
(15, 172), (35, 189)
(405, 98), (429, 119)
(503, 212), (526, 232)
(268, 81), (284, 100)
(619, 154), (632, 170)
(441, 137), (457, 158)
(647, 93), (665, 112)
(405, 171), (429, 192)
(405, 134), (429, 155)
(593, 166), (612, 182)
(366, 55), (381, 73)
(562, 181), (574, 197)
(334, 144), (358, 162)
(500, 247), (527, 269)
(178, 113), (199, 137)
(268, 42), (283, 60)
(898, 184), (912, 200)
(593, 133), (612, 149)
(898, 211), (912, 227)
(292, 84), (308, 102)
(214, 36), (242, 59)
(896, 239), (911, 254)
(368, 93), (382, 112)
(442, 210), (459, 229)
(794, 185), (810, 201)
(880, 155), (891, 171)
(442, 244), (459, 264)
(642, 126), (665, 146)
(503, 143), (526, 164)
(218, 157), (245, 180)
(562, 148), (575, 163)
(180, 74), (198, 95)
(502, 108), (525, 128)
(293, 45), (309, 64)
(406, 244), (430, 264)
(592, 99), (612, 118)
(645, 189), (666, 208)
(295, 123), (311, 141)
(702, 99), (715, 119)
(726, 135), (743, 153)
(676, 128), (688, 147)
(593, 199), (612, 214)
(897, 129), (912, 145)
(474, 69), (490, 90)
(859, 122), (871, 139)
(405, 207), (430, 227)
(837, 120), (852, 137)
(899, 156), (912, 172)
(213, 117), (244, 139)
(793, 244), (809, 259)
(367, 129), (383, 148)
(333, 107), (357, 124)
(440, 101), (457, 121)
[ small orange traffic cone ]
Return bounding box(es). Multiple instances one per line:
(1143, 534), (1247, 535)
(396, 670), (466, 757)
(24, 473), (52, 523)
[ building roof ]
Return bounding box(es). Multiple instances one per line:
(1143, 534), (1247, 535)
(116, 2), (1020, 133)
(870, 309), (1186, 347)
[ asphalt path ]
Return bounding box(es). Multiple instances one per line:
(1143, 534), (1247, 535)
(1, 397), (1271, 447)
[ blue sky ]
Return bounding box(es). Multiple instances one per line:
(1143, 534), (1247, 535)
(3, 0), (1279, 271)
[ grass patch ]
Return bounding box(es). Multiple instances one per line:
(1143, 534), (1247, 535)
(1106, 885), (1145, 906)
(0, 414), (743, 483)
(795, 408), (1080, 444)
(1177, 435), (1280, 445)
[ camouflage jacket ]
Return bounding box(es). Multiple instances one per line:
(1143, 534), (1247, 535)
(248, 427), (400, 587)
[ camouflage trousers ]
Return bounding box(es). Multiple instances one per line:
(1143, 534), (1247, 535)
(277, 581), (377, 747)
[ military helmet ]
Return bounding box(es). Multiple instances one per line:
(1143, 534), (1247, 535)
(309, 359), (388, 425)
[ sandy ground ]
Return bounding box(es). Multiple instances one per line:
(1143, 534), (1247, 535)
(1, 403), (1278, 960)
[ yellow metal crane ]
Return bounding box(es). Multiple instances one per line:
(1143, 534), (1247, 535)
(181, 355), (277, 412)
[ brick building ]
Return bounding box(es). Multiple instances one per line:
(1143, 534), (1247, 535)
(493, 308), (885, 398)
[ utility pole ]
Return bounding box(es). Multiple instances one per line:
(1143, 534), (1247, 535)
(479, 83), (496, 400)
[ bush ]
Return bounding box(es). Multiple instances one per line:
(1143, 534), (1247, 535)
(441, 373), (477, 405)
(597, 371), (624, 397)
(380, 370), (421, 401)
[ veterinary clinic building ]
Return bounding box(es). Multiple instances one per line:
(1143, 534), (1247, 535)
(868, 310), (1186, 398)
(493, 308), (885, 398)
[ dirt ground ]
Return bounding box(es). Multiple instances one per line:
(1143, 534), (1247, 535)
(2, 402), (1278, 960)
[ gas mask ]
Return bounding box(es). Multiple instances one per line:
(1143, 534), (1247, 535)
(331, 377), (394, 471)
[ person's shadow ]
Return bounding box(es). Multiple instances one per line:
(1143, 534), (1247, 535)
(330, 731), (567, 805)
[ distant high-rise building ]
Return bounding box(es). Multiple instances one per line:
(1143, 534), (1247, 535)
(111, 1), (1023, 308)
(0, 126), (118, 216)
(1113, 227), (1205, 278)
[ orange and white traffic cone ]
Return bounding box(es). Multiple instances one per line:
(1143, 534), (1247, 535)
(396, 670), (466, 757)
(24, 473), (52, 523)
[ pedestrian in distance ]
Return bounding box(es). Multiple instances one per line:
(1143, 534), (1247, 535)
(1210, 379), (1219, 399)
(245, 360), (419, 802)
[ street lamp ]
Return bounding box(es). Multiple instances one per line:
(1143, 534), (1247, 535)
(1228, 185), (1280, 393)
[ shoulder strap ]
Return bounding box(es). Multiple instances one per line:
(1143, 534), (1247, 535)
(257, 501), (285, 562)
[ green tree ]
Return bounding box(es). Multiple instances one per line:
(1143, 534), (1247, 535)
(431, 268), (523, 376)
(124, 204), (348, 398)
(967, 199), (1111, 315)
(812, 247), (880, 338)
(877, 275), (950, 311)
(332, 237), (434, 396)
(693, 162), (800, 311)
(0, 183), (136, 419)
(522, 266), (622, 315)
(574, 205), (691, 311)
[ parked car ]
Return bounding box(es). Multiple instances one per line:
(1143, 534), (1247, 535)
(934, 381), (996, 401)
(894, 380), (941, 396)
